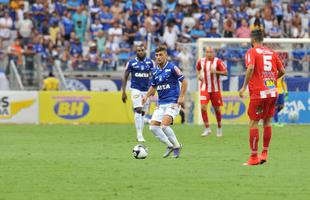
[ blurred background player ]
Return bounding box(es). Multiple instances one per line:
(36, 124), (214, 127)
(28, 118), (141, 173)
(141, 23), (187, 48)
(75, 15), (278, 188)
(239, 30), (286, 166)
(42, 71), (60, 91)
(196, 46), (227, 137)
(274, 77), (288, 127)
(142, 46), (187, 158)
(122, 44), (154, 142)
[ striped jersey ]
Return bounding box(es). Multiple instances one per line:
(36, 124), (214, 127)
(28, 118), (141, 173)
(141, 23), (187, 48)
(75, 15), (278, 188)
(196, 57), (226, 93)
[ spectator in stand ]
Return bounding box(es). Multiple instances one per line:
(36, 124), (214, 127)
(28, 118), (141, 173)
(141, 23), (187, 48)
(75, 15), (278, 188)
(163, 22), (178, 50)
(263, 5), (274, 36)
(272, 0), (284, 25)
(291, 13), (305, 38)
(49, 21), (60, 44)
(96, 31), (106, 54)
(110, 0), (123, 22)
(234, 4), (248, 28)
(69, 37), (83, 70)
(236, 19), (251, 38)
(61, 12), (74, 41)
(108, 20), (123, 44)
(0, 11), (13, 45)
(16, 12), (34, 46)
(268, 19), (282, 38)
(73, 6), (87, 40)
(23, 44), (36, 85)
(179, 25), (192, 43)
(39, 19), (50, 39)
(7, 38), (23, 73)
(223, 14), (235, 38)
(190, 21), (206, 42)
(250, 17), (264, 33)
(291, 44), (305, 71)
(100, 5), (113, 31)
(101, 47), (114, 71)
(32, 0), (46, 28)
(84, 42), (99, 70)
(67, 0), (81, 13)
(206, 24), (221, 38)
(199, 9), (213, 32)
(283, 4), (294, 36)
(90, 17), (103, 38)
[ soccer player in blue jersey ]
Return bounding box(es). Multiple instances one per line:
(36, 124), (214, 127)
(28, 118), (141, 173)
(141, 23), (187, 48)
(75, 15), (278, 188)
(122, 45), (155, 142)
(142, 46), (188, 158)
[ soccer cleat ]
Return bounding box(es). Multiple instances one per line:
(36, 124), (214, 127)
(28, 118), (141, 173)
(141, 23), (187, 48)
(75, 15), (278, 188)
(216, 128), (222, 137)
(162, 146), (174, 158)
(172, 144), (182, 158)
(137, 136), (145, 142)
(201, 128), (211, 137)
(243, 154), (261, 166)
(260, 150), (268, 164)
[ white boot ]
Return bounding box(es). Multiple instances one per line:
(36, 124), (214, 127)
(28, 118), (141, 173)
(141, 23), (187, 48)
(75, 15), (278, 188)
(201, 128), (211, 136)
(216, 128), (222, 137)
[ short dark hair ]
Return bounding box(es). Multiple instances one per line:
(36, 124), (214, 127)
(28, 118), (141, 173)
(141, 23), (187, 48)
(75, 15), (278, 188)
(155, 45), (167, 53)
(251, 29), (264, 42)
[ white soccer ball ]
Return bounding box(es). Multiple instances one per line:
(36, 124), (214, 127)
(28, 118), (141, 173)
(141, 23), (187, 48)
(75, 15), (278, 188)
(288, 110), (299, 122)
(132, 144), (148, 159)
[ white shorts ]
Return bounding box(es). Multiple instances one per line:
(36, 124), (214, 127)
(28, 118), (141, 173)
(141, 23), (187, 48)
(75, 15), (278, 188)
(131, 88), (150, 112)
(151, 103), (180, 123)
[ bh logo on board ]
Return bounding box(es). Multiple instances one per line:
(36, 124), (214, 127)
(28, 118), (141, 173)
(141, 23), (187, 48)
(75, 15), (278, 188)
(211, 96), (246, 119)
(53, 96), (90, 120)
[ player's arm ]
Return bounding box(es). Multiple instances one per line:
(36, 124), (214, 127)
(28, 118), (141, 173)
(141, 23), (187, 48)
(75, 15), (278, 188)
(178, 79), (188, 108)
(142, 86), (156, 105)
(121, 62), (130, 103)
(196, 60), (204, 82)
(212, 60), (227, 76)
(239, 50), (254, 98)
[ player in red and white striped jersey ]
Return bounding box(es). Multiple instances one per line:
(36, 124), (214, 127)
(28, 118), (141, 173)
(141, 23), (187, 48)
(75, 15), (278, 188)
(196, 47), (227, 137)
(239, 30), (286, 166)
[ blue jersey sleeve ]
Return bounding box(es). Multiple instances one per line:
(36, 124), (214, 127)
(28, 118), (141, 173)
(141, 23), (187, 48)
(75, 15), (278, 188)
(173, 66), (184, 82)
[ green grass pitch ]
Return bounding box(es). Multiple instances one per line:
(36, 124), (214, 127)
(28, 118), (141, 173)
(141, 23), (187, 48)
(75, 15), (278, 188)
(0, 124), (309, 200)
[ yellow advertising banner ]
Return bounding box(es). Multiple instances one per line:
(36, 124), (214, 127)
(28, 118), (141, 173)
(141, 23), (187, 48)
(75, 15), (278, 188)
(196, 92), (250, 124)
(39, 91), (135, 124)
(39, 91), (181, 124)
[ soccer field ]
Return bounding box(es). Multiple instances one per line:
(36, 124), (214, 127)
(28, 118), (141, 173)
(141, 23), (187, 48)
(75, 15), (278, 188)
(0, 124), (309, 200)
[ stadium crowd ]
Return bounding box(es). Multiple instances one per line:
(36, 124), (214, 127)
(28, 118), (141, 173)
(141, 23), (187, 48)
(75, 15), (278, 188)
(0, 0), (309, 76)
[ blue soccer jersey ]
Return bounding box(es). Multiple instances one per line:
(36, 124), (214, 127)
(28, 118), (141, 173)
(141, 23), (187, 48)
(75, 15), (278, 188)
(151, 62), (185, 105)
(126, 57), (155, 92)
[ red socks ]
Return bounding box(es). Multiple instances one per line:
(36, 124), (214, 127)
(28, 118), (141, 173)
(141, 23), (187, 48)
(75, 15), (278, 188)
(201, 109), (209, 128)
(249, 128), (259, 155)
(215, 109), (222, 128)
(263, 126), (272, 151)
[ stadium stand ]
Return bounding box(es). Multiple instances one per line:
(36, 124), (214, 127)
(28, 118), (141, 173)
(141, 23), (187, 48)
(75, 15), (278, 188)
(0, 0), (309, 90)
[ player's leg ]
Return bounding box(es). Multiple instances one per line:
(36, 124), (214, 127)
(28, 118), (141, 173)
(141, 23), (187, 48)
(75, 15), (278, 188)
(274, 94), (284, 127)
(134, 107), (145, 142)
(149, 106), (174, 157)
(200, 92), (211, 136)
(161, 104), (182, 158)
(260, 97), (277, 164)
(210, 92), (223, 137)
(244, 99), (263, 166)
(131, 89), (145, 142)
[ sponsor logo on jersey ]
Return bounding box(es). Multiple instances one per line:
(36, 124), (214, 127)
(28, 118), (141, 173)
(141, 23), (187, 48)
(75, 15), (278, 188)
(256, 48), (273, 54)
(0, 97), (36, 119)
(211, 96), (245, 119)
(134, 72), (149, 78)
(54, 100), (90, 120)
(157, 84), (170, 90)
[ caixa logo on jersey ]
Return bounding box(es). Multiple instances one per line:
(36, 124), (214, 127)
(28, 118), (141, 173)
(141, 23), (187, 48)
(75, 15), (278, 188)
(54, 100), (90, 120)
(211, 96), (246, 119)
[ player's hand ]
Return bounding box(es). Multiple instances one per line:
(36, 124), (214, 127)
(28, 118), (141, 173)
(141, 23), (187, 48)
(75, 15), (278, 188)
(122, 92), (127, 103)
(142, 96), (147, 105)
(177, 96), (185, 108)
(285, 93), (289, 101)
(239, 87), (246, 98)
(210, 66), (216, 74)
(198, 75), (205, 82)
